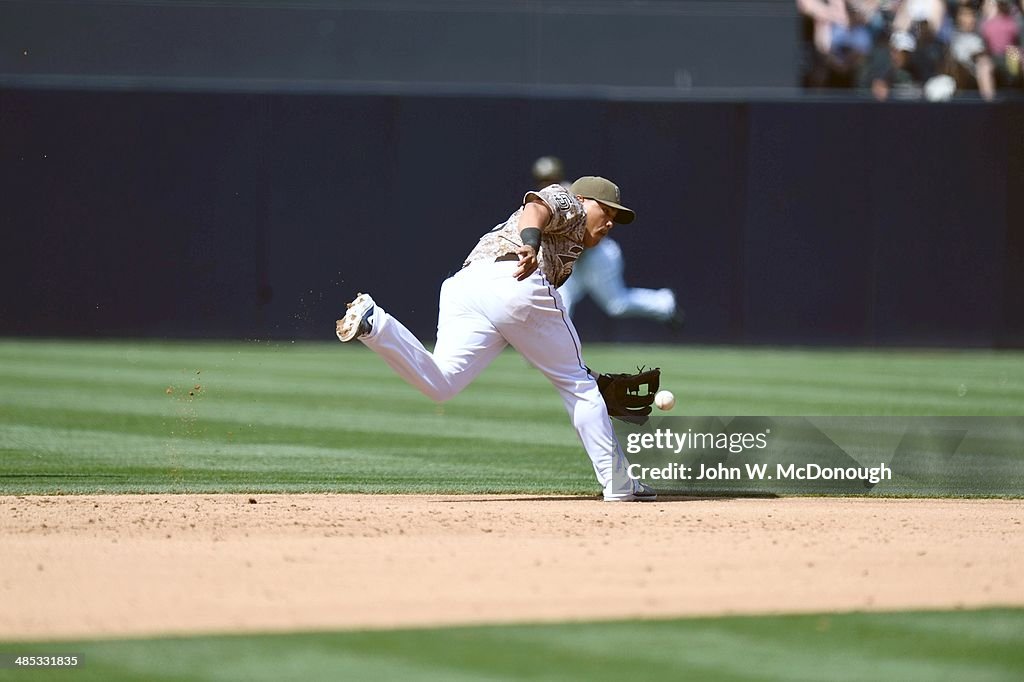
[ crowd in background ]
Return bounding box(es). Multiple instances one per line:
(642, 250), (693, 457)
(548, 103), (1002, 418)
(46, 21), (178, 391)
(799, 0), (1023, 100)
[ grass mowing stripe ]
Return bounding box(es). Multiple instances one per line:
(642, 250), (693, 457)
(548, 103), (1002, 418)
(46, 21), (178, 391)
(1, 609), (1019, 682)
(7, 341), (1022, 386)
(678, 369), (1024, 399)
(677, 383), (1019, 413)
(0, 416), (596, 495)
(586, 344), (1024, 368)
(0, 406), (583, 464)
(0, 391), (576, 445)
(8, 363), (1013, 416)
(0, 423), (574, 478)
(0, 367), (569, 417)
(655, 353), (1023, 380)
(0, 341), (555, 389)
(5, 340), (1021, 409)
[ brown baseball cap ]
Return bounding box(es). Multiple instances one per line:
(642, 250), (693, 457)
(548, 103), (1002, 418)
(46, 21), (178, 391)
(569, 176), (636, 224)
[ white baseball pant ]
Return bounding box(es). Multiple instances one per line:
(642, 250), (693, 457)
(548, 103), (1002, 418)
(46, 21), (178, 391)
(358, 259), (636, 500)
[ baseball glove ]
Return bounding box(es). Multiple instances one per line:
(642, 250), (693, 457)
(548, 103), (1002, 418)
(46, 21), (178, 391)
(590, 366), (661, 420)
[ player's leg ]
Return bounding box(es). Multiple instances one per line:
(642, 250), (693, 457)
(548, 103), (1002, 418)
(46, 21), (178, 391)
(492, 271), (641, 500)
(583, 239), (677, 322)
(355, 274), (507, 401)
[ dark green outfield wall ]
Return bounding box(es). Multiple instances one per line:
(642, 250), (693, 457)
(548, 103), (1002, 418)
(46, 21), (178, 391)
(2, 88), (1021, 347)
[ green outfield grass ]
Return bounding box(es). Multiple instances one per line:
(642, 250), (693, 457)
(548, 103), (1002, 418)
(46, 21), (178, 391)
(1, 608), (1021, 681)
(1, 339), (1023, 495)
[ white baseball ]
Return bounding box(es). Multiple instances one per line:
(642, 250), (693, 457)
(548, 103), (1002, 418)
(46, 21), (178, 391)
(654, 390), (675, 411)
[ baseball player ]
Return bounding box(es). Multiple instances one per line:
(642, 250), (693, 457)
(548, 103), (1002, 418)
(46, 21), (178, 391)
(337, 176), (656, 501)
(531, 156), (681, 325)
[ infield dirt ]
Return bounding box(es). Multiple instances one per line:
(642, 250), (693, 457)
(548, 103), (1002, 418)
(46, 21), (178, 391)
(2, 495), (1021, 640)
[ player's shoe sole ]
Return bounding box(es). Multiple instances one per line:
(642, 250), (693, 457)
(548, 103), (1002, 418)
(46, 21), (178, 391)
(336, 293), (375, 342)
(604, 481), (658, 502)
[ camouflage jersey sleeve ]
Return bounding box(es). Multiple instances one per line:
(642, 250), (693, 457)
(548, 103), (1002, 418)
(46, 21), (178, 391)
(462, 184), (587, 288)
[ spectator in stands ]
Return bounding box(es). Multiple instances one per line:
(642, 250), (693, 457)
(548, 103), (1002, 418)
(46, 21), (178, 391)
(859, 1), (903, 87)
(829, 2), (876, 86)
(948, 1), (997, 98)
(872, 30), (925, 98)
(980, 0), (1022, 88)
(799, 0), (876, 87)
(911, 16), (949, 79)
(893, 0), (949, 35)
(799, 0), (827, 85)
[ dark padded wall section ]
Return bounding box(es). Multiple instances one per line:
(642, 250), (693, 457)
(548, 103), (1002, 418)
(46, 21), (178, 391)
(1, 88), (1020, 347)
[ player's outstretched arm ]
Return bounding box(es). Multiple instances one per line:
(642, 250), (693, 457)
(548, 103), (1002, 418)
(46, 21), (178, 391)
(514, 200), (551, 281)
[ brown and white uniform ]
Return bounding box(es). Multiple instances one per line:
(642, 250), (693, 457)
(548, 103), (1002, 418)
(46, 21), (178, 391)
(463, 184), (586, 288)
(355, 185), (640, 500)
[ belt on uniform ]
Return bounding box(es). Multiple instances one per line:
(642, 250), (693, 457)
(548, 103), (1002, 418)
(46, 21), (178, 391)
(460, 253), (520, 270)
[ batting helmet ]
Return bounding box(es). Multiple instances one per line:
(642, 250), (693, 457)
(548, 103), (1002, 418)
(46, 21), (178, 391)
(532, 156), (565, 187)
